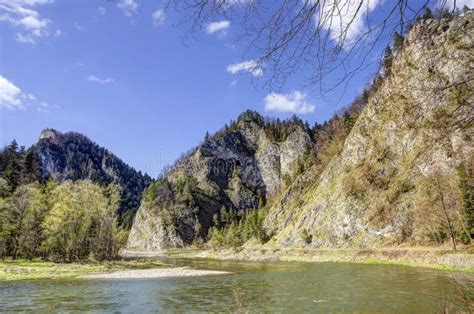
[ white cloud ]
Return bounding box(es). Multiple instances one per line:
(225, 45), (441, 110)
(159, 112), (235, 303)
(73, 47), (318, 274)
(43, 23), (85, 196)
(53, 29), (61, 37)
(224, 0), (254, 7)
(0, 0), (53, 44)
(152, 9), (165, 26)
(230, 80), (237, 87)
(16, 32), (36, 43)
(315, 0), (382, 46)
(264, 90), (315, 114)
(98, 6), (106, 15)
(227, 60), (263, 77)
(87, 75), (115, 84)
(206, 20), (230, 35)
(117, 0), (138, 17)
(442, 0), (474, 9)
(0, 75), (23, 109)
(0, 74), (50, 111)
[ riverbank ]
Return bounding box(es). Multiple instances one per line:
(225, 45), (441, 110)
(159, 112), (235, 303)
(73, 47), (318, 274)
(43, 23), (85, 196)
(3, 246), (472, 281)
(0, 259), (231, 281)
(138, 246), (474, 273)
(0, 259), (172, 281)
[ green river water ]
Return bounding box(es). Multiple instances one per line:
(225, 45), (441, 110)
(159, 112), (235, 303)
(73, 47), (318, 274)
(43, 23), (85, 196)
(1, 258), (472, 312)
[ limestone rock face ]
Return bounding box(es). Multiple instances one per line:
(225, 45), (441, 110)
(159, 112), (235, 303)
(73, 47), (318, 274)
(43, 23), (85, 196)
(265, 14), (474, 248)
(127, 112), (312, 251)
(126, 203), (184, 251)
(39, 128), (61, 143)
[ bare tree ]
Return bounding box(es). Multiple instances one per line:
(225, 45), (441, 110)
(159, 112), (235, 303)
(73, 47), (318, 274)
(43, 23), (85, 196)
(415, 171), (465, 251)
(165, 0), (465, 94)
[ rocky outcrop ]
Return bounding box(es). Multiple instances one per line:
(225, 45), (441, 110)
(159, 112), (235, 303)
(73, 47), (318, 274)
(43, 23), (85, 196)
(265, 14), (474, 248)
(127, 111), (312, 251)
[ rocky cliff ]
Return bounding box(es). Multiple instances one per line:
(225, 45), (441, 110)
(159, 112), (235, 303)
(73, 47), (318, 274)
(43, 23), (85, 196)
(127, 111), (312, 250)
(264, 13), (473, 248)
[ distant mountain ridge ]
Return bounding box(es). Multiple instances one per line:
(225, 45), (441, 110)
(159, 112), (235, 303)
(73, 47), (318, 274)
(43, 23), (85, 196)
(32, 128), (152, 226)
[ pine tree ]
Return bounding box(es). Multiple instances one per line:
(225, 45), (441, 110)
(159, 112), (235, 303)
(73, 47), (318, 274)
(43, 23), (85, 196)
(422, 7), (433, 20)
(393, 31), (404, 52)
(361, 89), (370, 105)
(343, 111), (355, 133)
(383, 46), (394, 76)
(24, 150), (40, 183)
(2, 140), (22, 191)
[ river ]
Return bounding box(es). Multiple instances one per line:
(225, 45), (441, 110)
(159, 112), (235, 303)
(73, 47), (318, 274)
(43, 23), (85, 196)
(1, 258), (472, 312)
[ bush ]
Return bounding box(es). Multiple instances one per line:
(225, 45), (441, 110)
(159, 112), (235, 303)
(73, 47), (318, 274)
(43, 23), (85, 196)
(301, 229), (313, 244)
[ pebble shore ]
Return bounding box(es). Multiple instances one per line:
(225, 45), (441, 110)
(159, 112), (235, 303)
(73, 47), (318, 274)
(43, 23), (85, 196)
(84, 267), (230, 279)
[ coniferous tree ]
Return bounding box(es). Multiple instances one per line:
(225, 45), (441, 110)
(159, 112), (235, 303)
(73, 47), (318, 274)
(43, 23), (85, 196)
(383, 46), (394, 76)
(423, 7), (434, 19)
(393, 31), (404, 52)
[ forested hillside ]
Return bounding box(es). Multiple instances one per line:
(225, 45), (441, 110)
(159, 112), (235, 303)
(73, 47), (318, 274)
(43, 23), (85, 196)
(0, 129), (152, 260)
(0, 129), (152, 227)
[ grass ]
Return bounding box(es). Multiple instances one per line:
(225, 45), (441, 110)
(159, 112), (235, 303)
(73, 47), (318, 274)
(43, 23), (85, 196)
(0, 259), (169, 281)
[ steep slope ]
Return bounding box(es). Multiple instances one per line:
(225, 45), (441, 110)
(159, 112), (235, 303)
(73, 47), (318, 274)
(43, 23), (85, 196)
(32, 129), (152, 225)
(265, 14), (473, 248)
(127, 111), (312, 251)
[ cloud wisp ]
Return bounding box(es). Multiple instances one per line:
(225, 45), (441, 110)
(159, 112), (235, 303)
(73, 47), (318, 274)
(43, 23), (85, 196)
(206, 20), (230, 35)
(117, 0), (138, 17)
(264, 90), (315, 114)
(0, 0), (53, 44)
(87, 75), (115, 84)
(0, 75), (51, 111)
(152, 9), (165, 26)
(227, 60), (263, 77)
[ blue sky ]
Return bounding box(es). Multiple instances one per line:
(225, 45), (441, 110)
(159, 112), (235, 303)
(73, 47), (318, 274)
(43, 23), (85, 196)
(0, 0), (467, 176)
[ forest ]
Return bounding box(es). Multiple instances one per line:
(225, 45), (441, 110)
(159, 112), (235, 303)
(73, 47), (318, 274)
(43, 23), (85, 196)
(0, 140), (128, 261)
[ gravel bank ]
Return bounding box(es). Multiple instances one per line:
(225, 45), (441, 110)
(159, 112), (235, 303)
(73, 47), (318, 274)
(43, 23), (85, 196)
(84, 267), (230, 279)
